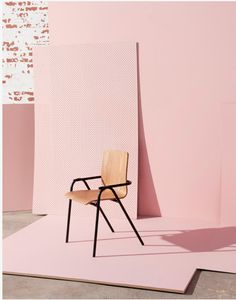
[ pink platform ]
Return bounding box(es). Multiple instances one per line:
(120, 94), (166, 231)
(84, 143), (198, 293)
(3, 216), (236, 293)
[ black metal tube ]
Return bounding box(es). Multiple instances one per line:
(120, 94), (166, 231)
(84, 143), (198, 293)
(99, 180), (131, 190)
(93, 194), (101, 257)
(99, 207), (115, 232)
(65, 179), (76, 243)
(65, 199), (72, 243)
(90, 203), (115, 233)
(74, 175), (101, 182)
(117, 198), (144, 246)
(83, 180), (91, 190)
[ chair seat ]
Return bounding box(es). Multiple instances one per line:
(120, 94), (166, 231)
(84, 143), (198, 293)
(65, 189), (125, 205)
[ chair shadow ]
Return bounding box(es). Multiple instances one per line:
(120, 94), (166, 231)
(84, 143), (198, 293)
(70, 226), (236, 257)
(162, 226), (236, 252)
(69, 233), (170, 244)
(116, 227), (236, 252)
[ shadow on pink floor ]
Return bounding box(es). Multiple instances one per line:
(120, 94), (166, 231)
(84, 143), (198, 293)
(163, 227), (236, 252)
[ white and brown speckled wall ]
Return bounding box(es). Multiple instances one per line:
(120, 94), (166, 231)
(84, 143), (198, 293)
(2, 0), (49, 103)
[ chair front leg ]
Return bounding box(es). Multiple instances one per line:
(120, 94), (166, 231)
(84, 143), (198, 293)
(65, 199), (72, 243)
(93, 194), (101, 257)
(65, 179), (76, 243)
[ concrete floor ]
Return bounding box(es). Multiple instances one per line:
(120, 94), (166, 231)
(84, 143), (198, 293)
(3, 211), (236, 299)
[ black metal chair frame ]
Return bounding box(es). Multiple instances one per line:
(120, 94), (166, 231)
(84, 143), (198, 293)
(65, 175), (144, 257)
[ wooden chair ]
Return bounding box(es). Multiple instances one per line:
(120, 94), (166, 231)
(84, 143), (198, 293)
(65, 150), (144, 257)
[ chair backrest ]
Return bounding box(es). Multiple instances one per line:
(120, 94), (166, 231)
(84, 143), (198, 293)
(101, 150), (129, 198)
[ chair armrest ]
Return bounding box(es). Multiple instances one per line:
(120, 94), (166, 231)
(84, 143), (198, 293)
(70, 176), (101, 191)
(73, 175), (101, 183)
(99, 180), (132, 190)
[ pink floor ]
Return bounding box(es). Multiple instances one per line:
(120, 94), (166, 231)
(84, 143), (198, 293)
(3, 215), (236, 293)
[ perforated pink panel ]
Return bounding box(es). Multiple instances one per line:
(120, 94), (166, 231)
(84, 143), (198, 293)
(33, 43), (138, 218)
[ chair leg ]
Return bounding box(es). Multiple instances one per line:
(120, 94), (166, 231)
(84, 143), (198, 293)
(93, 197), (101, 257)
(117, 198), (144, 245)
(65, 199), (72, 243)
(99, 207), (115, 232)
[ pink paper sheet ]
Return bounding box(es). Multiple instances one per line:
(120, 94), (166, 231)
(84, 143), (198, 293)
(33, 43), (138, 218)
(3, 215), (236, 293)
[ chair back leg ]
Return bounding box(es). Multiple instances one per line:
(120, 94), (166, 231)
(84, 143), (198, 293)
(117, 198), (144, 246)
(90, 203), (114, 233)
(99, 207), (115, 232)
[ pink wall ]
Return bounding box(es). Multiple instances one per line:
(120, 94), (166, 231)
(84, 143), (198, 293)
(220, 104), (236, 225)
(3, 105), (34, 211)
(48, 2), (236, 222)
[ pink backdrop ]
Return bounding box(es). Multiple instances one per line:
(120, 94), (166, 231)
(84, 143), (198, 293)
(48, 2), (236, 223)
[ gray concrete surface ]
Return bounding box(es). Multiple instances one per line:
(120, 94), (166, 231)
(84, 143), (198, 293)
(3, 211), (236, 299)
